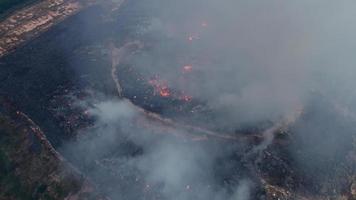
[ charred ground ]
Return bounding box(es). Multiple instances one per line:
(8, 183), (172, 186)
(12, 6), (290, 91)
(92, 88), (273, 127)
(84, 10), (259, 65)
(0, 1), (355, 200)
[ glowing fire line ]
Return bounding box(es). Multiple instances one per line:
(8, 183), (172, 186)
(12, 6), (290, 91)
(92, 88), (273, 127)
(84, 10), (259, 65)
(110, 42), (302, 142)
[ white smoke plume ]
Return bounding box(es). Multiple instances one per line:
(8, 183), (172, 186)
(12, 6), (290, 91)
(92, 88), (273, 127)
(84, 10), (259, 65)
(62, 0), (356, 199)
(62, 99), (254, 200)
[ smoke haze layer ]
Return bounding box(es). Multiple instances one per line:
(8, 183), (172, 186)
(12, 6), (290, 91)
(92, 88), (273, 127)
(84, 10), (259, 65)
(61, 0), (356, 199)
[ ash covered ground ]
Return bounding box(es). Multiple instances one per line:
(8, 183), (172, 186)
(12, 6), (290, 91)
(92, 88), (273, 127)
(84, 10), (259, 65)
(0, 0), (355, 200)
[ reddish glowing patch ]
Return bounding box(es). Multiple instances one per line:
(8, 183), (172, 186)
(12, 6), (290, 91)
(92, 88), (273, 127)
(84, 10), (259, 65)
(182, 65), (193, 73)
(159, 87), (171, 97)
(148, 76), (194, 100)
(181, 95), (192, 102)
(148, 77), (171, 97)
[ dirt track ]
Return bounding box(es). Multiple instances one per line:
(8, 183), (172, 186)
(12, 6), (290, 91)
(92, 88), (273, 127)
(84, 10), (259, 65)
(110, 42), (304, 142)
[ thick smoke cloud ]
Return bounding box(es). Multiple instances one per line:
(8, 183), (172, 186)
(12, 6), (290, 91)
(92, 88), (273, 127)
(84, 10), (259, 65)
(62, 0), (356, 199)
(131, 0), (356, 127)
(62, 99), (253, 200)
(131, 0), (314, 126)
(127, 0), (356, 191)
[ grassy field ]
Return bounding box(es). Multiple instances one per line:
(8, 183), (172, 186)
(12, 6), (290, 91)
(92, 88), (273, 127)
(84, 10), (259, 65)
(0, 0), (36, 16)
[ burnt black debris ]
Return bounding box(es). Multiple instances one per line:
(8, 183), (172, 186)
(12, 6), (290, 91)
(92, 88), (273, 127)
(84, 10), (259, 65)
(0, 0), (355, 200)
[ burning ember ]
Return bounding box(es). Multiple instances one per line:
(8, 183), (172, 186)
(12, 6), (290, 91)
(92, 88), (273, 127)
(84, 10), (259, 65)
(147, 75), (193, 101)
(182, 65), (193, 73)
(159, 86), (171, 97)
(148, 76), (171, 98)
(180, 95), (192, 102)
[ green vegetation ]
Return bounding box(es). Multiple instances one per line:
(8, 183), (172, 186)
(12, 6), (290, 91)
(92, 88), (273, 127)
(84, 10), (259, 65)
(0, 0), (36, 16)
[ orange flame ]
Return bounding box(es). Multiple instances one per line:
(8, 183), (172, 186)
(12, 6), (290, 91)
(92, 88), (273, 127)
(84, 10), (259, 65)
(159, 87), (171, 97)
(148, 77), (171, 98)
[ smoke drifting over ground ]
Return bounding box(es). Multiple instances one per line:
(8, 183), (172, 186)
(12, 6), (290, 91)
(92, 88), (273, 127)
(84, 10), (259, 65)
(131, 0), (312, 126)
(62, 0), (356, 199)
(130, 0), (356, 126)
(62, 99), (255, 200)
